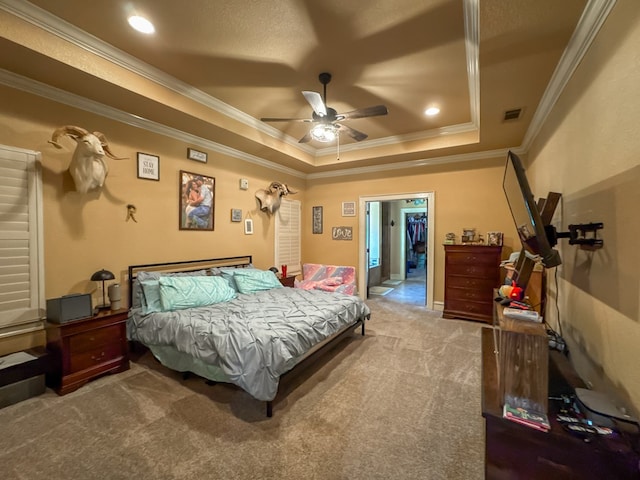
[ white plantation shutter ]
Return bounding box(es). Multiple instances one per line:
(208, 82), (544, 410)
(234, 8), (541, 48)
(0, 145), (45, 334)
(275, 198), (301, 275)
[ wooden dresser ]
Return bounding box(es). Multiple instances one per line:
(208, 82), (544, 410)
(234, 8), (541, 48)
(443, 245), (502, 323)
(46, 308), (130, 395)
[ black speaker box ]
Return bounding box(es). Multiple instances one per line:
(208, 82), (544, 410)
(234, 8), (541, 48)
(46, 294), (93, 323)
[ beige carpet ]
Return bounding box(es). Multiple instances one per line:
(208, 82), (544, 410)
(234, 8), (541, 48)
(382, 280), (403, 286)
(0, 297), (485, 480)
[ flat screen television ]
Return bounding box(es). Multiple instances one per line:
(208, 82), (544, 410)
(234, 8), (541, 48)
(503, 151), (562, 268)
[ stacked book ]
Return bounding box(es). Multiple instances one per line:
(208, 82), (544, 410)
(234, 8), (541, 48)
(503, 403), (550, 432)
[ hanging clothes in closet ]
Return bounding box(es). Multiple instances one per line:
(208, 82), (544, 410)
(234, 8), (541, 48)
(407, 215), (427, 249)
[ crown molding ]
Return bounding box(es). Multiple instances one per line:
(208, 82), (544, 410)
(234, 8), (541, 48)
(0, 69), (305, 179)
(315, 122), (478, 156)
(521, 0), (616, 150)
(306, 148), (516, 180)
(0, 0), (609, 180)
(464, 0), (480, 128)
(0, 0), (315, 155)
(0, 0), (480, 159)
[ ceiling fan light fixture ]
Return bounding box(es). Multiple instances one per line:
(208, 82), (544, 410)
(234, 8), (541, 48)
(310, 124), (338, 143)
(424, 107), (440, 116)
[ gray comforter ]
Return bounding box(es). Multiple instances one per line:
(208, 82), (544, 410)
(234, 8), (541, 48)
(127, 288), (370, 401)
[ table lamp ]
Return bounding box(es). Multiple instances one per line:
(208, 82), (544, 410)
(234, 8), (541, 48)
(91, 269), (115, 310)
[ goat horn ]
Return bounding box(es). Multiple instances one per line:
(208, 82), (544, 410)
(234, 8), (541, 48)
(93, 131), (128, 160)
(282, 184), (297, 195)
(48, 125), (89, 149)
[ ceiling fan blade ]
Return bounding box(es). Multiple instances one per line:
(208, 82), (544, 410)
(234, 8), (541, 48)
(302, 91), (327, 117)
(337, 124), (368, 142)
(298, 132), (313, 144)
(338, 105), (388, 120)
(261, 117), (313, 123)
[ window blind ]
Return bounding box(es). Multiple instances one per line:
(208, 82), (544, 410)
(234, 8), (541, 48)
(275, 198), (301, 275)
(0, 145), (45, 332)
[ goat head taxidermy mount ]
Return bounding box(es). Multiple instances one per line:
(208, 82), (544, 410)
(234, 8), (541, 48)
(255, 182), (297, 214)
(49, 125), (127, 193)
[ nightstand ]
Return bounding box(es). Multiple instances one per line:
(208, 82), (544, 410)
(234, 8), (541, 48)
(279, 275), (296, 288)
(45, 308), (130, 395)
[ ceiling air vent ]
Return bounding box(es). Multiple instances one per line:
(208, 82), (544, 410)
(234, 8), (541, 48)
(503, 108), (523, 121)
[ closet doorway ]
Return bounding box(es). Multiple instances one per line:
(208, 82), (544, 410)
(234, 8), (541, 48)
(358, 192), (435, 309)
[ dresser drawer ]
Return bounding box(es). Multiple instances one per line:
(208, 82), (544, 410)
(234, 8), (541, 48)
(68, 324), (122, 354)
(446, 263), (498, 278)
(447, 286), (494, 302)
(446, 250), (501, 266)
(444, 299), (494, 318)
(446, 275), (497, 290)
(69, 342), (125, 373)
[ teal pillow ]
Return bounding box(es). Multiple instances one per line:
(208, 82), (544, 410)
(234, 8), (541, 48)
(216, 267), (257, 291)
(135, 270), (208, 310)
(140, 279), (162, 314)
(159, 275), (236, 311)
(233, 269), (283, 294)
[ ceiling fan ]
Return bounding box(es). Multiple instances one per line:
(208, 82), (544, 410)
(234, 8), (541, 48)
(260, 72), (388, 144)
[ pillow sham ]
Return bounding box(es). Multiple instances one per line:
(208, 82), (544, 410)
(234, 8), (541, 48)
(140, 279), (162, 314)
(233, 269), (283, 294)
(159, 275), (236, 311)
(214, 266), (257, 292)
(134, 269), (208, 312)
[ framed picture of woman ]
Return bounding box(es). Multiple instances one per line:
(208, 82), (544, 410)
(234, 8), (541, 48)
(179, 170), (215, 231)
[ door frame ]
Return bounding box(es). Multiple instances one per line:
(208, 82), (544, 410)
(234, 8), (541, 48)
(358, 192), (435, 309)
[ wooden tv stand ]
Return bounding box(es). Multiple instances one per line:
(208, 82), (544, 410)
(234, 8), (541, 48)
(481, 328), (640, 478)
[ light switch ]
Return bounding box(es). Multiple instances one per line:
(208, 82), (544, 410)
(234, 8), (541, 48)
(239, 178), (249, 190)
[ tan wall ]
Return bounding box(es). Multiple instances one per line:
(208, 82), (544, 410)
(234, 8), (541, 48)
(527, 0), (640, 413)
(0, 86), (303, 326)
(303, 160), (518, 303)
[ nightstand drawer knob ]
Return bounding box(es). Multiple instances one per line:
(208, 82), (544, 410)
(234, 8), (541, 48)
(90, 351), (106, 361)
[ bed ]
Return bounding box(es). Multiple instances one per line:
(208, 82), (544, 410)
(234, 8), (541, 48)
(126, 256), (371, 416)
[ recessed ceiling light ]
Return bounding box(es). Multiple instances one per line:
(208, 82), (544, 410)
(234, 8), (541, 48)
(424, 107), (440, 116)
(128, 15), (155, 34)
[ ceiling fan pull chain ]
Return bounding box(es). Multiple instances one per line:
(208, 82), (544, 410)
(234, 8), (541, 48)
(337, 131), (340, 161)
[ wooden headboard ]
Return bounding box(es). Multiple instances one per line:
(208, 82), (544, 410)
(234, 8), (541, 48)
(127, 255), (252, 308)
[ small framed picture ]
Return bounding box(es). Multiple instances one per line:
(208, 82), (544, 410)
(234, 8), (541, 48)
(487, 231), (503, 246)
(231, 209), (242, 222)
(342, 201), (356, 217)
(137, 152), (160, 181)
(332, 226), (353, 240)
(312, 206), (323, 234)
(244, 218), (254, 235)
(187, 148), (208, 163)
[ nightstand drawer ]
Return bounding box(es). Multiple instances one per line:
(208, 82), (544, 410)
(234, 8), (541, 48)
(69, 342), (125, 373)
(46, 308), (129, 395)
(68, 324), (121, 353)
